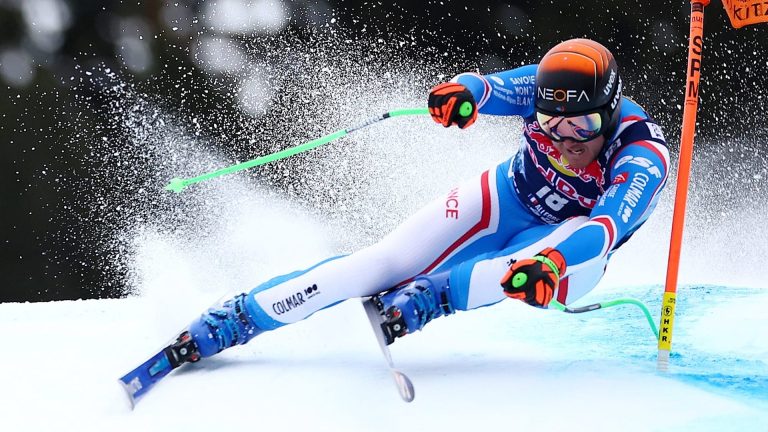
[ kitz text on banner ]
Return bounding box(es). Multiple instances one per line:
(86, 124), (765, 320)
(722, 0), (768, 28)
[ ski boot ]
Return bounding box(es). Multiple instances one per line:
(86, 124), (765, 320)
(371, 271), (455, 344)
(188, 293), (265, 358)
(119, 294), (265, 406)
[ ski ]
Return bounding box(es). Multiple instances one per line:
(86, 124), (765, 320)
(361, 297), (415, 402)
(118, 330), (200, 408)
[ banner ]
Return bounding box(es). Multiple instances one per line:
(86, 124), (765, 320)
(722, 0), (768, 28)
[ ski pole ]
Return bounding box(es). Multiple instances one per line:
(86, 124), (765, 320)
(550, 298), (659, 341)
(165, 107), (431, 193)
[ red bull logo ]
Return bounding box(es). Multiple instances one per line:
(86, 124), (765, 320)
(525, 122), (607, 191)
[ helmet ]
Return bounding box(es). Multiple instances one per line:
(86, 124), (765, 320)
(535, 39), (623, 139)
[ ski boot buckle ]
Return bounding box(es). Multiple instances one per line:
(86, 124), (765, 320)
(164, 331), (201, 369)
(371, 296), (408, 345)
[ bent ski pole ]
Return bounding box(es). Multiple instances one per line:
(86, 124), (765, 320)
(550, 298), (659, 341)
(165, 107), (431, 193)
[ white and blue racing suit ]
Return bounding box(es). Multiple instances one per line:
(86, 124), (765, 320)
(236, 64), (670, 331)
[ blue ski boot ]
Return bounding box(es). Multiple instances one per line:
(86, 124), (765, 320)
(187, 293), (265, 358)
(119, 295), (264, 405)
(372, 271), (455, 344)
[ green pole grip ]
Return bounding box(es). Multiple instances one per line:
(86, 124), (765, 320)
(458, 101), (474, 118)
(512, 273), (528, 288)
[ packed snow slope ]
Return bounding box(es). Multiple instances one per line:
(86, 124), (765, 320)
(1, 284), (767, 432)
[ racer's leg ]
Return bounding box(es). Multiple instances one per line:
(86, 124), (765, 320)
(189, 163), (539, 356)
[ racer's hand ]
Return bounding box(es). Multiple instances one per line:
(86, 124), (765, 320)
(427, 82), (477, 129)
(500, 248), (566, 308)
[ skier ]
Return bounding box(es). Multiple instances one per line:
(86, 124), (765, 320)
(173, 38), (669, 361)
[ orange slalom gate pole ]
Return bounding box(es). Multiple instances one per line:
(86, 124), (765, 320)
(657, 0), (710, 371)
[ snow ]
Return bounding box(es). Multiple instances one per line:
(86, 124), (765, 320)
(1, 283), (766, 431)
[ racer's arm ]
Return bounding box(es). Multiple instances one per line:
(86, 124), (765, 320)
(556, 139), (670, 276)
(429, 65), (537, 128)
(453, 64), (538, 118)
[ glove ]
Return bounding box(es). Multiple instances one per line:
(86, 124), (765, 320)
(427, 82), (478, 129)
(500, 248), (566, 308)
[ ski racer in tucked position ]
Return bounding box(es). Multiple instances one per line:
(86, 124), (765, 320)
(164, 39), (670, 366)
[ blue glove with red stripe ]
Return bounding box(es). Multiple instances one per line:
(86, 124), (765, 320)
(500, 248), (566, 308)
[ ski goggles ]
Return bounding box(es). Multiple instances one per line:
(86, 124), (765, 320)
(535, 111), (604, 142)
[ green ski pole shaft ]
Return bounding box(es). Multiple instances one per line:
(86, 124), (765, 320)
(549, 298), (659, 341)
(165, 107), (430, 193)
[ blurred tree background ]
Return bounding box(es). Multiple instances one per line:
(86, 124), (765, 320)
(0, 0), (766, 302)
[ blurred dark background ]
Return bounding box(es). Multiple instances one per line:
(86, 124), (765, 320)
(1, 0), (766, 303)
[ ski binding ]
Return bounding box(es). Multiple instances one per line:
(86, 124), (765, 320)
(362, 297), (415, 402)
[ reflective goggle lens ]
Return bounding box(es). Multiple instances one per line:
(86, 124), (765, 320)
(535, 112), (603, 142)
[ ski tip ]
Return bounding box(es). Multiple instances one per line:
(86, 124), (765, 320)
(118, 379), (138, 410)
(393, 370), (415, 403)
